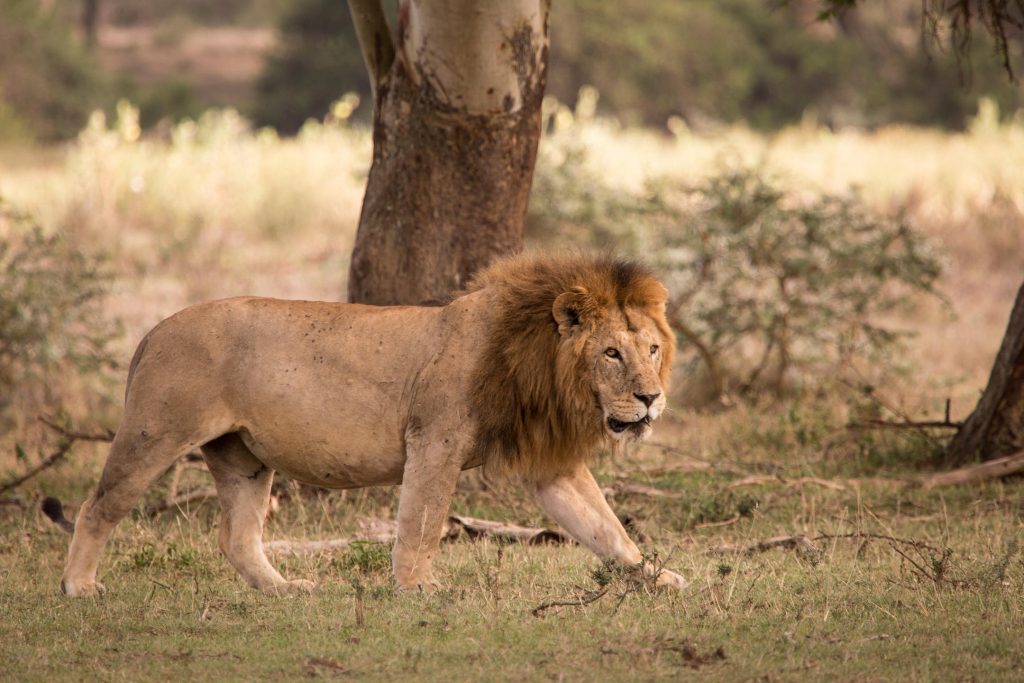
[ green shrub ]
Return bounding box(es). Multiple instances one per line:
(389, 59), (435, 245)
(0, 200), (118, 422)
(528, 130), (943, 399)
(333, 541), (392, 575)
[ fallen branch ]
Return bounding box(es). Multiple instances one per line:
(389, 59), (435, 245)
(813, 531), (941, 554)
(265, 514), (572, 556)
(531, 587), (609, 617)
(602, 481), (683, 500)
(708, 531), (941, 557)
(919, 449), (1024, 489)
(707, 534), (821, 557)
(145, 486), (218, 516)
(449, 515), (571, 545)
(695, 514), (740, 529)
(848, 418), (962, 431)
(728, 475), (846, 491)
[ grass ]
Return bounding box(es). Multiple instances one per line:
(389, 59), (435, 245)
(1, 101), (1024, 679)
(6, 416), (1024, 680)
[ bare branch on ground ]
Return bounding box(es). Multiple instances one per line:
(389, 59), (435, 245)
(919, 449), (1024, 489)
(728, 475), (847, 491)
(145, 486), (218, 516)
(265, 514), (572, 556)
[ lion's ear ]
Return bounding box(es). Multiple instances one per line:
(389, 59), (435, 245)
(552, 287), (599, 335)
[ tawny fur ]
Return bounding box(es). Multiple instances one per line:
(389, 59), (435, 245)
(53, 251), (686, 597)
(469, 252), (675, 480)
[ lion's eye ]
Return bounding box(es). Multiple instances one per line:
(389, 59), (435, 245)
(605, 348), (622, 360)
(650, 345), (659, 356)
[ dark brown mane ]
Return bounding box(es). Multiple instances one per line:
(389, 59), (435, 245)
(467, 252), (675, 480)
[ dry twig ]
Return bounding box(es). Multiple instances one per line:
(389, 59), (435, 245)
(728, 475), (846, 491)
(531, 587), (610, 617)
(707, 534), (822, 557)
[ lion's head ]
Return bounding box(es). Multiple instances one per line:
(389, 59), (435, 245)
(470, 253), (675, 479)
(552, 286), (669, 441)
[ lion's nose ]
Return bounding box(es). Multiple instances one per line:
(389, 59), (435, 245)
(634, 392), (660, 407)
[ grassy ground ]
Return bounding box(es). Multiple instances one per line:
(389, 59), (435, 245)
(2, 107), (1024, 680)
(5, 414), (1024, 681)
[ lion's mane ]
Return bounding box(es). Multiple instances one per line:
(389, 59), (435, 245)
(468, 252), (675, 480)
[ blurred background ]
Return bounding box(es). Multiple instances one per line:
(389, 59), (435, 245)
(1, 0), (1022, 141)
(0, 0), (1021, 457)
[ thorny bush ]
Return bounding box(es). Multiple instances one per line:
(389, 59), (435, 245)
(529, 132), (942, 400)
(0, 199), (117, 425)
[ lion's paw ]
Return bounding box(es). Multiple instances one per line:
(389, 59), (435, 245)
(262, 579), (316, 596)
(61, 578), (106, 598)
(655, 569), (688, 591)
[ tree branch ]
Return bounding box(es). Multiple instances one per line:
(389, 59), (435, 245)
(667, 308), (724, 399)
(0, 442), (72, 497)
(347, 0), (395, 100)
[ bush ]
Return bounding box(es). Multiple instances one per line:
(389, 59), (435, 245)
(0, 200), (118, 423)
(528, 122), (943, 400)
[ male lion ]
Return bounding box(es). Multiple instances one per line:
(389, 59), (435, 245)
(51, 252), (687, 596)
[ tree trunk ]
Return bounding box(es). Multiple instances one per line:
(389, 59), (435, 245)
(81, 0), (99, 48)
(346, 0), (549, 305)
(947, 282), (1024, 463)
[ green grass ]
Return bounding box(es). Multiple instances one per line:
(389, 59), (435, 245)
(4, 408), (1024, 681)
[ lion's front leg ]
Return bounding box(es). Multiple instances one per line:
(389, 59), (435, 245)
(528, 463), (687, 590)
(392, 443), (463, 592)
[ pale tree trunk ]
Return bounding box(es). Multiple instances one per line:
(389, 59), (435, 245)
(947, 282), (1024, 463)
(346, 0), (550, 305)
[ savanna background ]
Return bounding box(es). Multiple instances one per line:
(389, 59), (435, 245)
(2, 0), (1024, 679)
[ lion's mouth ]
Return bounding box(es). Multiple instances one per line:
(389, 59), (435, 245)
(607, 415), (651, 433)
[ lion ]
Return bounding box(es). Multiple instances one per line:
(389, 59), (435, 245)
(49, 252), (687, 596)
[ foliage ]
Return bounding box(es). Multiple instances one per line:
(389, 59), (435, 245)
(0, 0), (106, 141)
(666, 167), (943, 394)
(101, 0), (289, 27)
(529, 120), (943, 398)
(248, 0), (1023, 134)
(0, 200), (117, 422)
(250, 0), (370, 133)
(333, 541), (392, 575)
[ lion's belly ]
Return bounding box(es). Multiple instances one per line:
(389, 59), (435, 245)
(235, 381), (410, 488)
(238, 426), (406, 488)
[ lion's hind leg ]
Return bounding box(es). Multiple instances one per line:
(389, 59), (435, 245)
(61, 428), (204, 597)
(201, 434), (314, 595)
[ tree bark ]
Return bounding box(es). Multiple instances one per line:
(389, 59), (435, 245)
(347, 0), (549, 305)
(81, 0), (99, 48)
(947, 282), (1024, 463)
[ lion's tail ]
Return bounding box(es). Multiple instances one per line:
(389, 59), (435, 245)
(41, 497), (75, 534)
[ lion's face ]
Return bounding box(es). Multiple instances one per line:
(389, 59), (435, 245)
(553, 287), (672, 443)
(585, 306), (668, 441)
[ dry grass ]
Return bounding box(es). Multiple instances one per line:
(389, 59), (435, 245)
(1, 102), (1024, 680)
